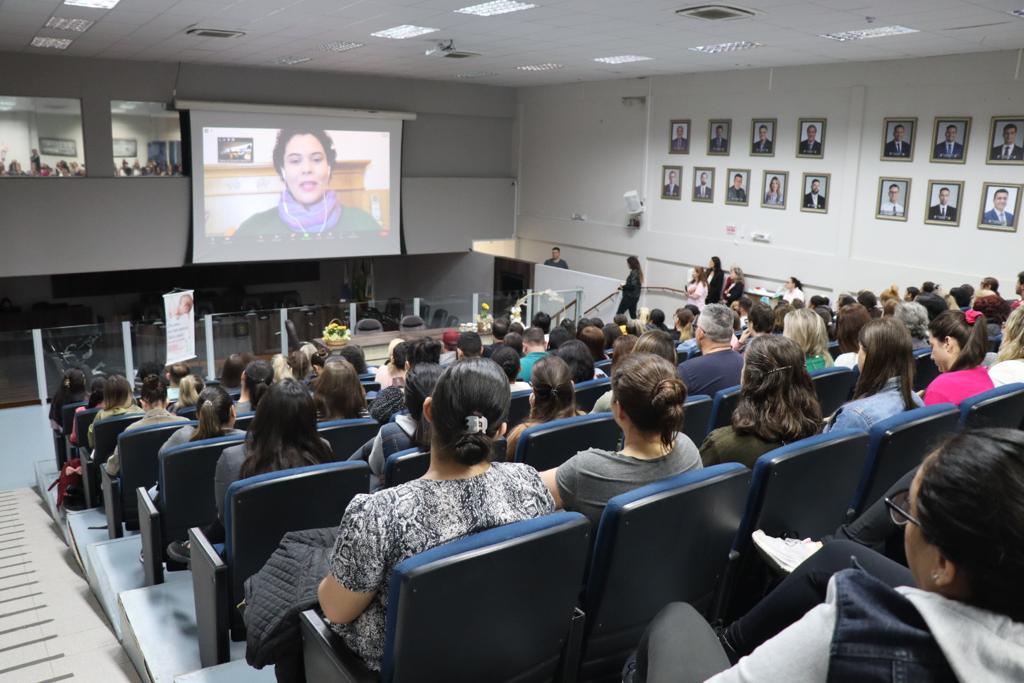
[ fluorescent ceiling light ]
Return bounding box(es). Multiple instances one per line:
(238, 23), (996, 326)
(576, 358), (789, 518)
(455, 1), (536, 17)
(319, 41), (363, 52)
(594, 55), (652, 64)
(31, 36), (73, 49)
(688, 40), (762, 54)
(370, 25), (438, 39)
(821, 25), (918, 41)
(45, 17), (95, 32)
(516, 63), (563, 71)
(274, 55), (312, 65)
(456, 71), (499, 79)
(63, 0), (120, 8)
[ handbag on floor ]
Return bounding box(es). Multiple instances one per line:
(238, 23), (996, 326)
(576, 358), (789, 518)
(49, 457), (85, 509)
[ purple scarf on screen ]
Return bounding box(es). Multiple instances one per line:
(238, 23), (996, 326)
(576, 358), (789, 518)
(278, 189), (342, 234)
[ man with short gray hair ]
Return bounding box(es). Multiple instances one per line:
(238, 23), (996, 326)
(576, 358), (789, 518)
(677, 303), (744, 398)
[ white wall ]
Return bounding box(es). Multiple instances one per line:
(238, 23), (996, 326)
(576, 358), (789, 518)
(515, 50), (1024, 300)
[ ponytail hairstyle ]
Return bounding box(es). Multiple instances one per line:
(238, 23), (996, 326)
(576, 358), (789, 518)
(929, 309), (988, 371)
(242, 360), (273, 412)
(611, 353), (687, 448)
(138, 374), (168, 407)
(312, 359), (366, 421)
(286, 350), (311, 381)
(853, 318), (916, 409)
(176, 374), (204, 408)
(191, 385), (234, 441)
(239, 379), (331, 479)
(51, 367), (87, 421)
(529, 356), (576, 423)
(219, 354), (245, 389)
(404, 363), (443, 450)
(732, 335), (821, 442)
(86, 377), (107, 409)
(102, 374), (134, 411)
(428, 358), (510, 467)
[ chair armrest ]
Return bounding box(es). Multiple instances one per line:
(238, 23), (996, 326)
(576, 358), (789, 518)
(190, 527), (230, 668)
(300, 609), (377, 683)
(101, 468), (123, 539)
(137, 487), (163, 586)
(83, 458), (99, 509)
(558, 607), (585, 683)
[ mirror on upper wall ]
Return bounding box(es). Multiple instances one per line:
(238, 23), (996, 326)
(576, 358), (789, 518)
(110, 100), (184, 177)
(0, 96), (85, 177)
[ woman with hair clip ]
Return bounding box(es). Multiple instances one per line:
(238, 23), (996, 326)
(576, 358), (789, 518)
(826, 318), (923, 432)
(617, 256), (644, 318)
(50, 367), (87, 432)
(313, 359), (368, 421)
(541, 352), (702, 529)
(104, 374), (189, 476)
(171, 374), (204, 415)
(924, 309), (993, 405)
(700, 335), (822, 469)
(160, 385), (243, 455)
(506, 356), (580, 459)
(318, 359), (555, 672)
(593, 330), (674, 414)
(235, 359), (273, 414)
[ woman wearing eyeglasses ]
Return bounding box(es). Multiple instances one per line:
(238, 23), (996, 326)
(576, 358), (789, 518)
(642, 429), (1024, 681)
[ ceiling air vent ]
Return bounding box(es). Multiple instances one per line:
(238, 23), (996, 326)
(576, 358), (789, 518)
(676, 5), (755, 21)
(186, 27), (246, 39)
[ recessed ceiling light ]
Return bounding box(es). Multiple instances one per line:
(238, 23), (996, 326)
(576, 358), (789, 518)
(371, 25), (438, 39)
(821, 25), (918, 41)
(455, 1), (536, 17)
(594, 55), (653, 64)
(319, 41), (363, 53)
(455, 71), (499, 79)
(63, 0), (120, 8)
(689, 40), (762, 54)
(516, 63), (563, 71)
(46, 17), (95, 31)
(274, 55), (312, 65)
(31, 36), (73, 49)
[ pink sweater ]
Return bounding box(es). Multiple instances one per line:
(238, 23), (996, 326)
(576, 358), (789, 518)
(923, 366), (994, 406)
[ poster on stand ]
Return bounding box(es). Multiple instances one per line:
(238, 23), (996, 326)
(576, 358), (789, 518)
(163, 289), (196, 364)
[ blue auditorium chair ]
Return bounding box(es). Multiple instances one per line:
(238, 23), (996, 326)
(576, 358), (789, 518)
(913, 348), (940, 392)
(382, 448), (429, 489)
(574, 377), (611, 413)
(72, 407), (102, 462)
(318, 418), (380, 461)
(513, 413), (621, 471)
(958, 382), (1024, 430)
(176, 405), (198, 419)
(707, 385), (741, 434)
(191, 461), (370, 666)
(681, 394), (712, 447)
(299, 512), (591, 682)
(810, 367), (857, 416)
(58, 400), (87, 467)
(233, 412), (254, 431)
(595, 359), (612, 375)
(578, 464), (751, 682)
(86, 413), (144, 508)
(847, 404), (959, 518)
(507, 389), (533, 428)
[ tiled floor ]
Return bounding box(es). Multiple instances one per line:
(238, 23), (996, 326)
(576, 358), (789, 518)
(0, 488), (138, 683)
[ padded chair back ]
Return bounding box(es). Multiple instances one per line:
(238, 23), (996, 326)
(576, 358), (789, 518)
(356, 318), (383, 333)
(383, 448), (429, 488)
(176, 405), (198, 419)
(959, 383), (1024, 430)
(360, 381), (382, 393)
(60, 400), (87, 434)
(233, 412), (254, 431)
(381, 512), (591, 682)
(514, 414), (621, 471)
(913, 349), (940, 392)
(92, 413), (145, 465)
(682, 395), (712, 447)
(73, 407), (101, 455)
(827, 340), (841, 360)
(399, 315), (425, 331)
(225, 386), (242, 399)
(507, 389), (533, 428)
(118, 422), (194, 529)
(575, 377), (611, 413)
(708, 385), (742, 433)
(580, 464), (751, 682)
(990, 334), (1003, 353)
(317, 418), (380, 460)
(810, 367), (857, 417)
(849, 404), (959, 517)
(159, 435), (246, 544)
(595, 359), (612, 375)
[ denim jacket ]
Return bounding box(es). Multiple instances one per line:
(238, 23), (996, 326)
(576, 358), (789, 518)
(826, 378), (922, 433)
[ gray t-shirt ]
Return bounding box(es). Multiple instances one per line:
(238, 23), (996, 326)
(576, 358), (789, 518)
(555, 435), (702, 529)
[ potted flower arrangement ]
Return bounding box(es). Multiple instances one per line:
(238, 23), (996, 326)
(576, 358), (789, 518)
(322, 319), (351, 348)
(476, 302), (493, 333)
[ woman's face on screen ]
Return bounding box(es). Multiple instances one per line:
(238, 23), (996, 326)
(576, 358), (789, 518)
(281, 134), (331, 206)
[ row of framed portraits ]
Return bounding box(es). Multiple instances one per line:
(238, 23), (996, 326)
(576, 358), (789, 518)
(667, 116), (1024, 165)
(658, 164), (1023, 231)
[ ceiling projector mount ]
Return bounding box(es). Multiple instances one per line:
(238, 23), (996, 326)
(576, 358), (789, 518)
(425, 39), (480, 58)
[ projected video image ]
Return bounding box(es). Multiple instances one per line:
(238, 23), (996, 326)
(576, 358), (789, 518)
(200, 126), (391, 239)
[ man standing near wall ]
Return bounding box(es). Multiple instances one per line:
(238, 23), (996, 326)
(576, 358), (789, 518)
(544, 247), (569, 269)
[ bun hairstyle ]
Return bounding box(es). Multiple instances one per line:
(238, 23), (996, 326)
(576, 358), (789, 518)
(192, 385), (234, 441)
(916, 429), (1024, 621)
(429, 358), (510, 467)
(929, 309), (988, 371)
(139, 374), (168, 405)
(529, 356), (576, 423)
(611, 353), (687, 448)
(243, 360), (273, 412)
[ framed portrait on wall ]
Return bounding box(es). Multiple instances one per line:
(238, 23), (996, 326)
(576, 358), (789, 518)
(661, 165), (683, 200)
(977, 182), (1022, 231)
(39, 137), (77, 157)
(881, 118), (917, 161)
(923, 180), (964, 227)
(707, 119), (731, 155)
(796, 118), (825, 158)
(750, 119), (776, 156)
(725, 168), (750, 206)
(987, 117), (1024, 164)
(761, 170), (788, 209)
(800, 173), (830, 214)
(876, 177), (911, 221)
(669, 119), (690, 154)
(112, 138), (137, 158)
(930, 117), (970, 163)
(692, 167), (715, 202)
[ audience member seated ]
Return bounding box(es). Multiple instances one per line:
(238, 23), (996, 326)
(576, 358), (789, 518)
(314, 360), (369, 421)
(915, 286), (950, 322)
(646, 308), (670, 333)
(491, 345), (532, 393)
(440, 330), (459, 367)
(318, 359), (555, 672)
(677, 304), (745, 397)
(135, 361), (163, 392)
(407, 337), (442, 367)
(578, 325), (608, 362)
(772, 303), (793, 333)
(165, 362), (190, 402)
(541, 353), (701, 529)
(785, 308), (835, 372)
(735, 297), (753, 330)
(49, 368), (86, 432)
(602, 321), (623, 349)
(972, 276), (1010, 335)
(780, 276), (805, 304)
(949, 286), (972, 310)
(69, 377), (106, 447)
(509, 320), (525, 335)
(546, 326), (571, 351)
(487, 317), (510, 355)
(686, 267), (708, 311)
(87, 375), (142, 449)
(857, 290), (880, 318)
(532, 311), (552, 335)
(989, 306), (1024, 386)
(235, 359), (273, 414)
(218, 353), (245, 390)
(675, 308), (698, 356)
(894, 301), (932, 351)
(374, 340), (409, 388)
(503, 331), (524, 357)
(924, 310), (992, 406)
(272, 353), (294, 383)
(826, 318), (923, 432)
(288, 349), (315, 385)
(904, 286), (920, 301)
(735, 302), (773, 354)
(834, 303), (872, 368)
(557, 340), (603, 382)
(517, 327), (548, 381)
(105, 375), (189, 476)
(160, 385), (242, 456)
(700, 335), (821, 468)
(707, 429), (1024, 681)
(506, 356), (580, 459)
(171, 374), (204, 415)
(456, 331), (483, 361)
(338, 344), (370, 376)
(723, 266), (746, 304)
(593, 331), (675, 414)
